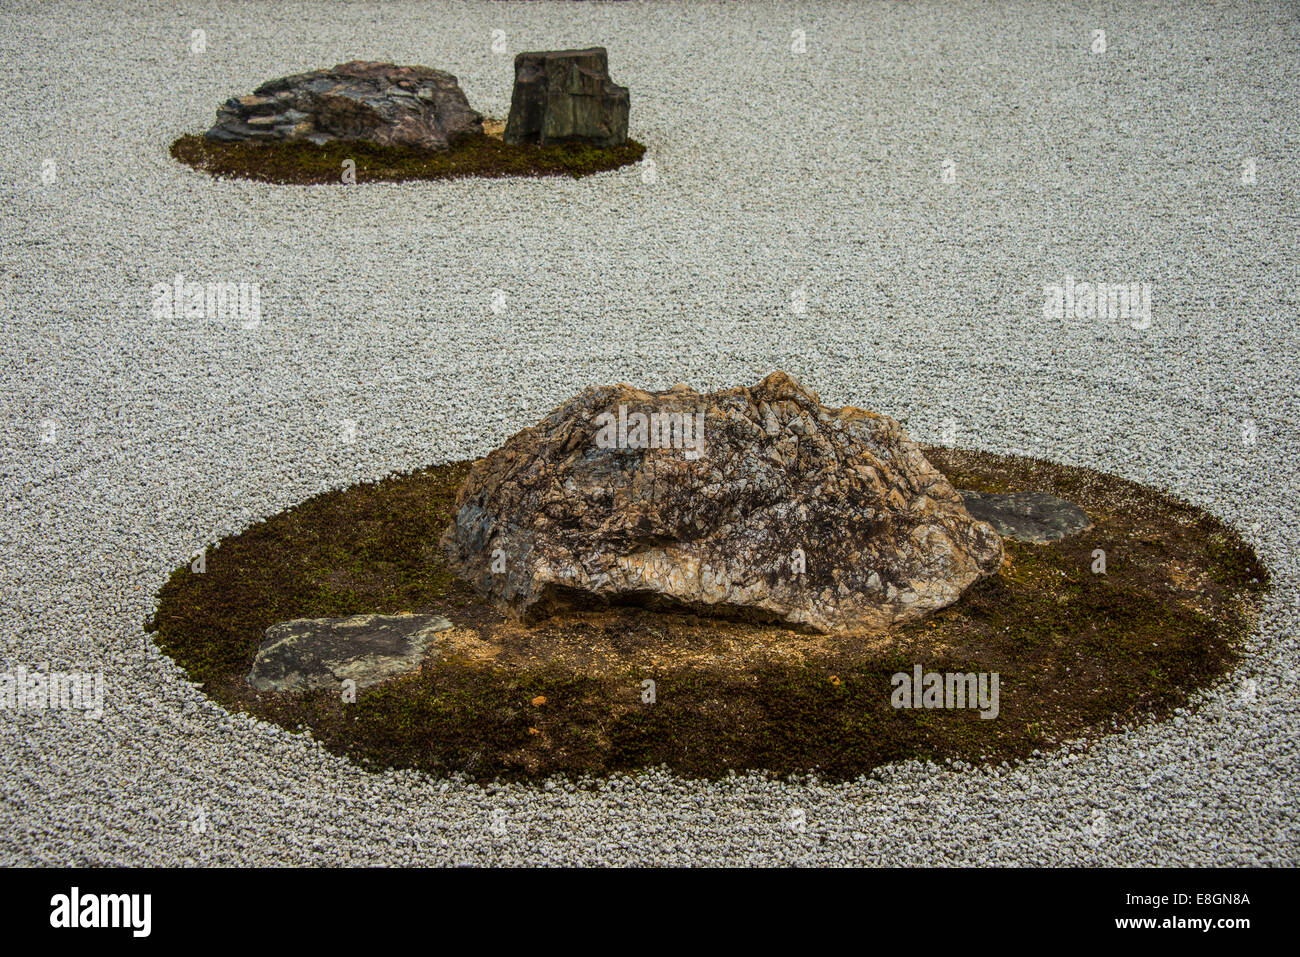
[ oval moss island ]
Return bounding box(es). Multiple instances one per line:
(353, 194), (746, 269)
(147, 446), (1268, 782)
(171, 125), (647, 185)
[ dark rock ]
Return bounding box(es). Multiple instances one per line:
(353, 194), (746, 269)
(442, 372), (1003, 635)
(206, 60), (483, 151)
(503, 47), (629, 148)
(247, 613), (453, 692)
(958, 490), (1092, 543)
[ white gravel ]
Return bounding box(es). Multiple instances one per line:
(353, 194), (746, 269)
(2, 0), (1298, 865)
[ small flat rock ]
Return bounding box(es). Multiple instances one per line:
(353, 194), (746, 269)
(958, 490), (1092, 544)
(247, 613), (452, 693)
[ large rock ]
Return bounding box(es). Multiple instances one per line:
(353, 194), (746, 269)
(503, 47), (629, 148)
(442, 372), (1003, 634)
(247, 613), (453, 692)
(205, 60), (483, 150)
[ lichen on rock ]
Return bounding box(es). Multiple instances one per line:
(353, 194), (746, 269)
(247, 613), (453, 692)
(443, 372), (1003, 634)
(205, 60), (483, 151)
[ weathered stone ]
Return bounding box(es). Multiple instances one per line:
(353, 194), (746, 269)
(503, 47), (629, 148)
(247, 613), (453, 693)
(958, 490), (1092, 544)
(442, 372), (1003, 634)
(206, 60), (483, 151)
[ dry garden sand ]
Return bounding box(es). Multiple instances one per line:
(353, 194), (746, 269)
(1, 0), (1297, 865)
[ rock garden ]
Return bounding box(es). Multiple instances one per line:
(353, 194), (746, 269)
(171, 49), (644, 183)
(149, 372), (1268, 781)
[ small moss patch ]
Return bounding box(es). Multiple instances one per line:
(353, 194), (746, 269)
(148, 448), (1268, 781)
(170, 132), (646, 184)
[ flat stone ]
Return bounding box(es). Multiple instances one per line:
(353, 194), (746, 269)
(235, 94), (279, 114)
(246, 613), (453, 693)
(958, 490), (1092, 543)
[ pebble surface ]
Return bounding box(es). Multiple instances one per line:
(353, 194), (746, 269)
(1, 0), (1297, 865)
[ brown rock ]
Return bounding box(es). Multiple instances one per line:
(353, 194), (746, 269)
(206, 60), (483, 151)
(442, 372), (1003, 634)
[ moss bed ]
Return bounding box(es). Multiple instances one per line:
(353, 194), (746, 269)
(170, 130), (647, 184)
(147, 447), (1268, 782)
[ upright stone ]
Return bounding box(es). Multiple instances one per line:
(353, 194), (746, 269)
(503, 47), (629, 148)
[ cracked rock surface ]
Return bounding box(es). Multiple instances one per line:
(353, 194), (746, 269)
(205, 60), (483, 151)
(444, 372), (1003, 633)
(503, 47), (630, 148)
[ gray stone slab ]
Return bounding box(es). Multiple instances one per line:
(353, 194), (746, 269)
(247, 613), (453, 693)
(959, 490), (1092, 544)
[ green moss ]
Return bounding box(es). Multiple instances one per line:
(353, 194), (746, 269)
(170, 132), (647, 185)
(148, 460), (476, 688)
(1203, 521), (1270, 589)
(148, 448), (1269, 782)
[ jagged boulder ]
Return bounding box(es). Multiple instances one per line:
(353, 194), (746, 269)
(442, 372), (1003, 634)
(503, 47), (629, 147)
(205, 60), (483, 150)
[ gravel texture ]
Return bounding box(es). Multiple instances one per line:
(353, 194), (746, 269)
(1, 0), (1298, 866)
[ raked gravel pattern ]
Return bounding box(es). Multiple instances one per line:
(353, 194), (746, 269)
(2, 0), (1298, 865)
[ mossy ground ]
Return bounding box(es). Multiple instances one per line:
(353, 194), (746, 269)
(170, 131), (646, 184)
(148, 448), (1268, 782)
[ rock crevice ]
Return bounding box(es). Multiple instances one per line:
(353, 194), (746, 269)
(206, 60), (483, 150)
(443, 372), (1003, 634)
(504, 47), (629, 147)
